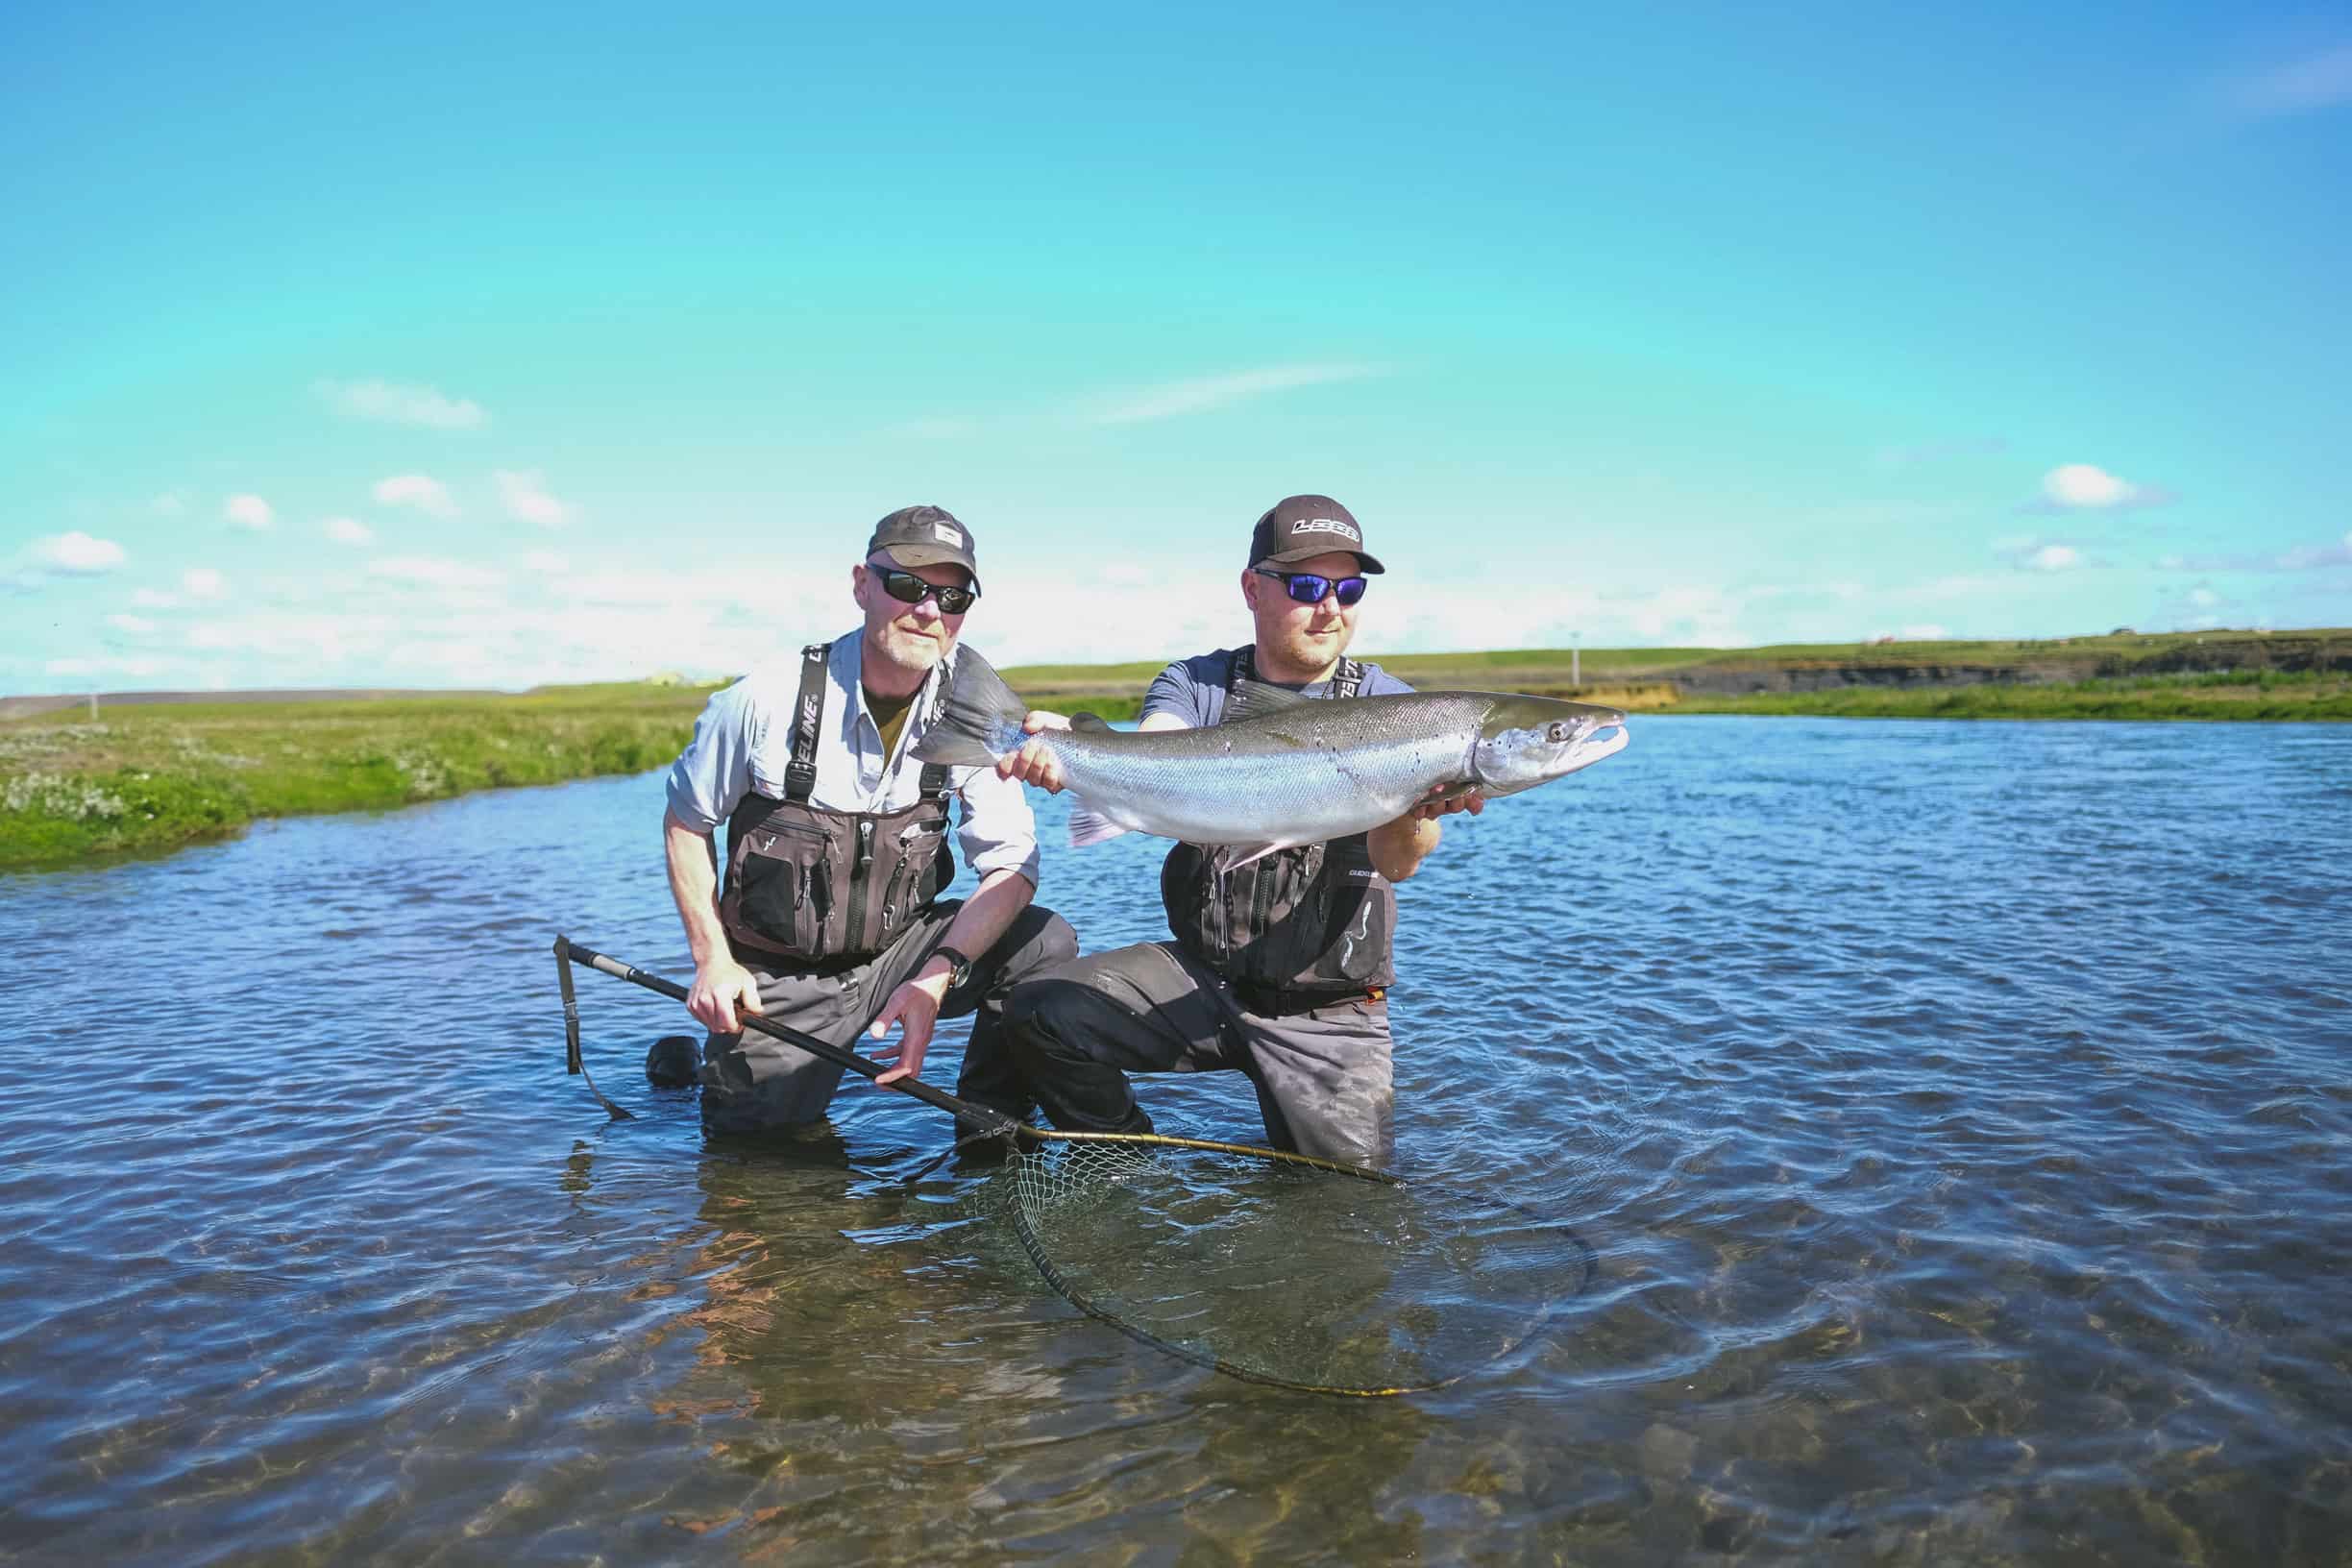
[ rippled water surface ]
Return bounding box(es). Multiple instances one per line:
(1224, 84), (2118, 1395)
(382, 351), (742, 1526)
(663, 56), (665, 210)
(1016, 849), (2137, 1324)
(4, 717), (2348, 1564)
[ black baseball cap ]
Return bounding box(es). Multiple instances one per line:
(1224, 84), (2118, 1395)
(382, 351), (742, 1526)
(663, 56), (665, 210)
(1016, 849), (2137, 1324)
(867, 504), (981, 594)
(1246, 495), (1385, 575)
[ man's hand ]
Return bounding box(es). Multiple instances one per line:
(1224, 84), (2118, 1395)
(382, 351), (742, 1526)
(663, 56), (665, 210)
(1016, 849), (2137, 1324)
(994, 710), (1071, 793)
(688, 956), (763, 1033)
(1368, 787), (1483, 882)
(870, 959), (954, 1085)
(1410, 785), (1486, 822)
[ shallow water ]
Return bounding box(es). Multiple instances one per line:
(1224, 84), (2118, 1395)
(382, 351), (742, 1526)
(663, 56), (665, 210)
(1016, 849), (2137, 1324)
(2, 717), (2348, 1564)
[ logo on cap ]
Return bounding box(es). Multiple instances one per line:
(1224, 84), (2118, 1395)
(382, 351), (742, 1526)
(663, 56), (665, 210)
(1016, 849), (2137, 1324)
(931, 523), (964, 546)
(1294, 517), (1362, 543)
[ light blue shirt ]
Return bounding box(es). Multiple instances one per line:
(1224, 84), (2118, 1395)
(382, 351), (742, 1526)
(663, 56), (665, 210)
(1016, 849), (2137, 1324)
(665, 634), (1041, 887)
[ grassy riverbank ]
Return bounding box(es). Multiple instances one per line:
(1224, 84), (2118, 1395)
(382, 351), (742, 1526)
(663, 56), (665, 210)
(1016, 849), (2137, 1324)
(0, 683), (717, 867)
(5, 627), (2345, 867)
(1007, 629), (2352, 722)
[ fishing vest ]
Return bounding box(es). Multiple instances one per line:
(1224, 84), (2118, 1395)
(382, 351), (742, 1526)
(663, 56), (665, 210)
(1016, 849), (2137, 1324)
(719, 643), (957, 966)
(1162, 649), (1399, 1006)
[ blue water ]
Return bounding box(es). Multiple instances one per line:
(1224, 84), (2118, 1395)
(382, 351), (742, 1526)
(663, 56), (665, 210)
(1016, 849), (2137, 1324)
(2, 717), (2347, 1563)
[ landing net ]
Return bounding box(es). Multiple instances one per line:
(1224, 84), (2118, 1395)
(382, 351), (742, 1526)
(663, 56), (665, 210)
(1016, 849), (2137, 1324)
(990, 1131), (1594, 1396)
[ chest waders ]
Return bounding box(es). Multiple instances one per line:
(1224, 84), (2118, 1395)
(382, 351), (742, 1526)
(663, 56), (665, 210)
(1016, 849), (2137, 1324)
(718, 643), (957, 967)
(1160, 649), (1399, 1010)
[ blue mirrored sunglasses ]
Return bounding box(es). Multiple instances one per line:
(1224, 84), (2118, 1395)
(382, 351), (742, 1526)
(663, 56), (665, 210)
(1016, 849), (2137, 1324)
(1254, 568), (1367, 606)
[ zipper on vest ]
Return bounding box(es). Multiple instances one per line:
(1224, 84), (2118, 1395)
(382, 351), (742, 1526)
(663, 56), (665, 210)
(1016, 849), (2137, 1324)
(845, 818), (875, 948)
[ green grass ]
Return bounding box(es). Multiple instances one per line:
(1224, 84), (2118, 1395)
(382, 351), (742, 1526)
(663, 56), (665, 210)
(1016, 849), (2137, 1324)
(0, 682), (721, 868)
(1668, 670), (2352, 722)
(7, 628), (2345, 867)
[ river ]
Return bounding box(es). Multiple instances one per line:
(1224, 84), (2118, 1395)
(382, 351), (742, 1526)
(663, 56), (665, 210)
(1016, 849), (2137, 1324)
(2, 716), (2346, 1564)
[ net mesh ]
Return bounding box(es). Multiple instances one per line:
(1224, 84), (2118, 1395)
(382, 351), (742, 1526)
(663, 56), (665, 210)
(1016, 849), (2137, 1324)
(991, 1132), (1593, 1396)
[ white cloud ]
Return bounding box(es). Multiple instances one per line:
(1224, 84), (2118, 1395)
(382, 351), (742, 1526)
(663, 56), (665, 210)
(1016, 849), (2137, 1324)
(224, 493), (275, 530)
(1087, 364), (1382, 426)
(131, 588), (179, 609)
(151, 492), (186, 516)
(2044, 465), (2130, 508)
(1900, 624), (1949, 640)
(107, 613), (158, 635)
(183, 567), (227, 600)
(2024, 463), (2172, 513)
(323, 516), (376, 546)
(522, 550), (570, 576)
(368, 555), (504, 590)
(494, 469), (573, 527)
(2028, 544), (2080, 571)
(2189, 587), (2218, 607)
(35, 531), (128, 573)
(2226, 43), (2352, 117)
(315, 378), (490, 430)
(373, 475), (457, 518)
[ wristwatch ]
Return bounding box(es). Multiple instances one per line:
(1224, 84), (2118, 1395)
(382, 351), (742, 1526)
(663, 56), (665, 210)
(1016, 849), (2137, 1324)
(931, 944), (974, 992)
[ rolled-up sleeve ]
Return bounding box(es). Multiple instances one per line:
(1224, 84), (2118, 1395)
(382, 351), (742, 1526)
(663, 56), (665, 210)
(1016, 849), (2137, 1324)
(952, 763), (1041, 887)
(664, 680), (762, 834)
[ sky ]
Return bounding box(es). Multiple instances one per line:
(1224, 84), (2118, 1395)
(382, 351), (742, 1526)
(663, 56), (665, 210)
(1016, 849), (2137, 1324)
(3, 2), (2347, 694)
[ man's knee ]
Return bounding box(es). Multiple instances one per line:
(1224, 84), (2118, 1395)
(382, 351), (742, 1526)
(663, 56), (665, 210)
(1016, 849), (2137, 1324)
(992, 904), (1078, 986)
(1004, 966), (1105, 1043)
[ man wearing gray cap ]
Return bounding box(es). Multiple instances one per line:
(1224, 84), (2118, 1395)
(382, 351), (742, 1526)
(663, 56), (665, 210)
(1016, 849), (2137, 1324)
(661, 504), (1076, 1137)
(998, 495), (1482, 1167)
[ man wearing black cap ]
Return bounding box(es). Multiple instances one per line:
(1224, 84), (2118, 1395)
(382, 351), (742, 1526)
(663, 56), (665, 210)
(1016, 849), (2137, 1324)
(997, 495), (1482, 1167)
(661, 505), (1077, 1137)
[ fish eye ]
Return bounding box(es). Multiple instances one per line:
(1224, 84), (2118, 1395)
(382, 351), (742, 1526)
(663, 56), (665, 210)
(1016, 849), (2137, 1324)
(1547, 722), (1571, 743)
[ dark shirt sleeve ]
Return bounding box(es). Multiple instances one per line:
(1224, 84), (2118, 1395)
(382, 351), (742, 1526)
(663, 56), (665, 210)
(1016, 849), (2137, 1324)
(1140, 650), (1231, 727)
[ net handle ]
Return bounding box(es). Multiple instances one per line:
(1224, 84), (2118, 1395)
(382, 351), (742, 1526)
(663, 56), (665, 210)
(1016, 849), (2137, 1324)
(552, 935), (1022, 1139)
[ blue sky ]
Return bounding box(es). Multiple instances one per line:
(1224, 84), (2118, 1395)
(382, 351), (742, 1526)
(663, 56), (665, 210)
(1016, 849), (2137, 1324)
(4, 3), (2346, 693)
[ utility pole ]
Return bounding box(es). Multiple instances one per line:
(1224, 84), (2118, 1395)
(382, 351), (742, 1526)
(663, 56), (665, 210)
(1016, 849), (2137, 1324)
(87, 692), (98, 721)
(1571, 633), (1580, 688)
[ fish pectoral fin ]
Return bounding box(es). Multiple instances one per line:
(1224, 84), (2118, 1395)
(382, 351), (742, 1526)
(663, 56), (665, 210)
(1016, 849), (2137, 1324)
(1069, 712), (1112, 731)
(1067, 800), (1132, 848)
(1225, 678), (1313, 723)
(1211, 841), (1288, 873)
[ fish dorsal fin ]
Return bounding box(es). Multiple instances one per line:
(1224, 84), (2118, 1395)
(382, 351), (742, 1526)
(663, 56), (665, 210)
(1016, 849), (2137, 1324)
(1069, 712), (1112, 731)
(1226, 678), (1312, 724)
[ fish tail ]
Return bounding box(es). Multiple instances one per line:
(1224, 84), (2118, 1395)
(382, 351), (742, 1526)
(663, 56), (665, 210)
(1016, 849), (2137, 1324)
(911, 646), (1030, 767)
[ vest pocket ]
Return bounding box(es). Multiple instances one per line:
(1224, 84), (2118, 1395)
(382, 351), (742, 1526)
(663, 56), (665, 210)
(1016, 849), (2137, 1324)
(735, 821), (828, 953)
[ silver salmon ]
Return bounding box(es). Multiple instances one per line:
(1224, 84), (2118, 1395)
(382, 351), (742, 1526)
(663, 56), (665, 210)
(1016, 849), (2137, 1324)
(914, 649), (1629, 866)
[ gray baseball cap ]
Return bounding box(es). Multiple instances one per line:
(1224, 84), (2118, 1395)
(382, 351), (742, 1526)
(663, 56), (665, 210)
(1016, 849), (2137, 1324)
(1246, 495), (1385, 574)
(867, 504), (981, 593)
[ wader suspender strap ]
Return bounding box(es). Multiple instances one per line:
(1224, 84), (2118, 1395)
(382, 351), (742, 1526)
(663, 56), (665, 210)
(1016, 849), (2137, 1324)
(784, 643), (828, 804)
(785, 639), (954, 805)
(918, 655), (952, 800)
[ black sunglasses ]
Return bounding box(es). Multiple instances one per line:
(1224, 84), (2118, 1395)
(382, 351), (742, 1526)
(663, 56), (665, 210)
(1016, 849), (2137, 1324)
(1254, 568), (1367, 607)
(876, 568), (977, 616)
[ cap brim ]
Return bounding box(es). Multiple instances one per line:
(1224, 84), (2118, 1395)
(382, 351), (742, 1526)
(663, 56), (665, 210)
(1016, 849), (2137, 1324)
(878, 545), (982, 594)
(1261, 546), (1385, 575)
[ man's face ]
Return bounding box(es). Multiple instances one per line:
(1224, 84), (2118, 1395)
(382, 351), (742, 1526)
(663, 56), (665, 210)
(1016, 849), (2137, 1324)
(852, 553), (971, 673)
(1240, 549), (1366, 679)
